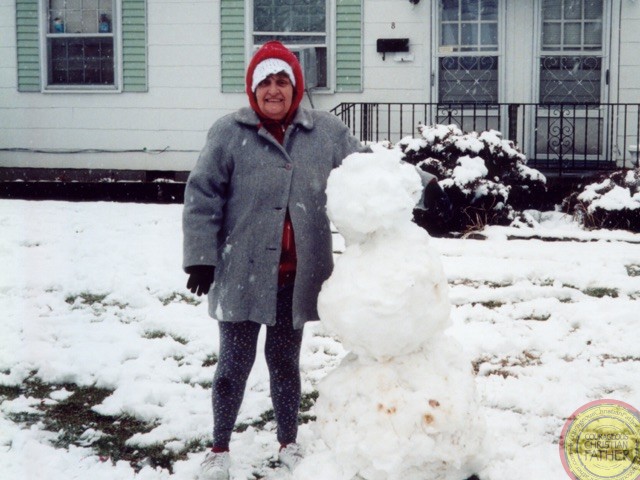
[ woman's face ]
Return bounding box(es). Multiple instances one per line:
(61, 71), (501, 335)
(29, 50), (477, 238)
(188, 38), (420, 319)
(255, 73), (294, 121)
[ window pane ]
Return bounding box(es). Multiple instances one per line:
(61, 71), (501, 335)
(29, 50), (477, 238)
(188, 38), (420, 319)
(480, 0), (498, 20)
(254, 0), (326, 33)
(83, 9), (98, 33)
(461, 0), (479, 21)
(583, 22), (601, 45)
(563, 22), (581, 46)
(461, 23), (478, 46)
(254, 7), (273, 31)
(584, 0), (602, 20)
(65, 10), (82, 33)
(48, 37), (114, 85)
(564, 0), (582, 20)
(543, 0), (562, 20)
(441, 24), (459, 46)
(441, 0), (460, 21)
(480, 23), (497, 45)
(543, 23), (561, 48)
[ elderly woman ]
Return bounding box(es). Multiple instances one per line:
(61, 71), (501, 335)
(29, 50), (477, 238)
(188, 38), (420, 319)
(182, 41), (368, 479)
(183, 41), (447, 479)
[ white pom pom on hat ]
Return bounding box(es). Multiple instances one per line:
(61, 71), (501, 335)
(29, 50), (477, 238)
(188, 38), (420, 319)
(251, 58), (296, 92)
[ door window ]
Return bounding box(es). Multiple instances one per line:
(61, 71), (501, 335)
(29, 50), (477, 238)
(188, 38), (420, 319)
(438, 0), (499, 103)
(539, 0), (604, 103)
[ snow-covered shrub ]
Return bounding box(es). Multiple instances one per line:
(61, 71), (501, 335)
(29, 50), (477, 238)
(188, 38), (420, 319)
(399, 124), (547, 233)
(563, 169), (640, 231)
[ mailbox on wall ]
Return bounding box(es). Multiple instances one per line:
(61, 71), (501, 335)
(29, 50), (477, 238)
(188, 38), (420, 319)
(376, 38), (410, 60)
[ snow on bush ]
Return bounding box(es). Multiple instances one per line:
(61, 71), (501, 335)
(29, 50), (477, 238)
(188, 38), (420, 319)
(399, 124), (547, 233)
(563, 169), (640, 232)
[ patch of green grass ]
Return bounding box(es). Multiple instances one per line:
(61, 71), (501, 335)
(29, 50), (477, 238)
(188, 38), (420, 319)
(159, 292), (201, 306)
(583, 287), (619, 298)
(522, 314), (551, 321)
(299, 390), (318, 413)
(1, 374), (57, 404)
(65, 292), (109, 306)
(299, 390), (319, 424)
(451, 279), (513, 289)
(600, 354), (640, 365)
(235, 409), (276, 433)
(2, 376), (201, 473)
(202, 353), (218, 368)
(472, 350), (541, 379)
(475, 300), (505, 309)
(142, 330), (188, 345)
(63, 292), (128, 312)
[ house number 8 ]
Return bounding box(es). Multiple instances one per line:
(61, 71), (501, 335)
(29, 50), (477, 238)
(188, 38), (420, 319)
(391, 22), (396, 29)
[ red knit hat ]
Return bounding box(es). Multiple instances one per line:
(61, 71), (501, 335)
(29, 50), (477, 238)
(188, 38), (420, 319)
(246, 41), (305, 122)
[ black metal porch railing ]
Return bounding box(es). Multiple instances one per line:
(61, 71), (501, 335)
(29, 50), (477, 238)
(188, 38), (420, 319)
(330, 102), (640, 176)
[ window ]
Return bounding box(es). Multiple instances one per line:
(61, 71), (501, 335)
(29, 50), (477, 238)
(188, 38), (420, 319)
(44, 0), (118, 89)
(539, 0), (604, 103)
(252, 0), (328, 89)
(438, 0), (499, 103)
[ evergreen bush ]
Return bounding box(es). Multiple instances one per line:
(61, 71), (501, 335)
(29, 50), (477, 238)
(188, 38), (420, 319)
(563, 169), (640, 232)
(398, 124), (547, 234)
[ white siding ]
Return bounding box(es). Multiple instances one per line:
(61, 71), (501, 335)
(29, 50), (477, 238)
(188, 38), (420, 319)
(1, 0), (640, 172)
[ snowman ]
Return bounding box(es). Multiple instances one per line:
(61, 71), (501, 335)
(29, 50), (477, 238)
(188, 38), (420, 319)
(293, 146), (485, 480)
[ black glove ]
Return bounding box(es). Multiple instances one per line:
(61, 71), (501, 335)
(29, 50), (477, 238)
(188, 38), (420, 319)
(424, 179), (453, 223)
(186, 265), (215, 296)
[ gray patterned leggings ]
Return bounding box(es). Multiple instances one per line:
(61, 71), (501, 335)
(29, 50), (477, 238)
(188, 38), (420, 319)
(212, 285), (304, 450)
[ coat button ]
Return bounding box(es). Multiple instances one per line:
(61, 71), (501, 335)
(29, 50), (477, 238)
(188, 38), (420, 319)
(285, 163), (293, 170)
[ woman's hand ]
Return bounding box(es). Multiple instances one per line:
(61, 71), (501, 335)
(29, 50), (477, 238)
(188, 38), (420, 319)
(186, 265), (215, 296)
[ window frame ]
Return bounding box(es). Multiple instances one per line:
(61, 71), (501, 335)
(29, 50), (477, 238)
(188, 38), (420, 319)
(245, 0), (334, 93)
(39, 0), (123, 93)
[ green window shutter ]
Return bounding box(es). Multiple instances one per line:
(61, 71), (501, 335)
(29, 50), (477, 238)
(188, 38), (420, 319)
(221, 0), (246, 93)
(16, 0), (40, 92)
(122, 0), (148, 92)
(336, 0), (362, 93)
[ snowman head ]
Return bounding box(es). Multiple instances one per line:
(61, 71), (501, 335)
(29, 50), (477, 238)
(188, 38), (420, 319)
(326, 147), (422, 244)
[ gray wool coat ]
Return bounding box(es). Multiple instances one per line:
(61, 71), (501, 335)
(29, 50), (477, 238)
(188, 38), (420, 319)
(182, 106), (366, 329)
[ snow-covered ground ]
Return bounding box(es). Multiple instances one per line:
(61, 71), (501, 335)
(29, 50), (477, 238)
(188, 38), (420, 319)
(1, 200), (639, 480)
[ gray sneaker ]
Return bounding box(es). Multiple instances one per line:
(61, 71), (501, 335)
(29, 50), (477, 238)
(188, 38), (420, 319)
(278, 443), (304, 471)
(199, 451), (230, 480)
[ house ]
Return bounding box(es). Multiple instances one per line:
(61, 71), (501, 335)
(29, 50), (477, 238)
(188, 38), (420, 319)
(1, 0), (639, 188)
